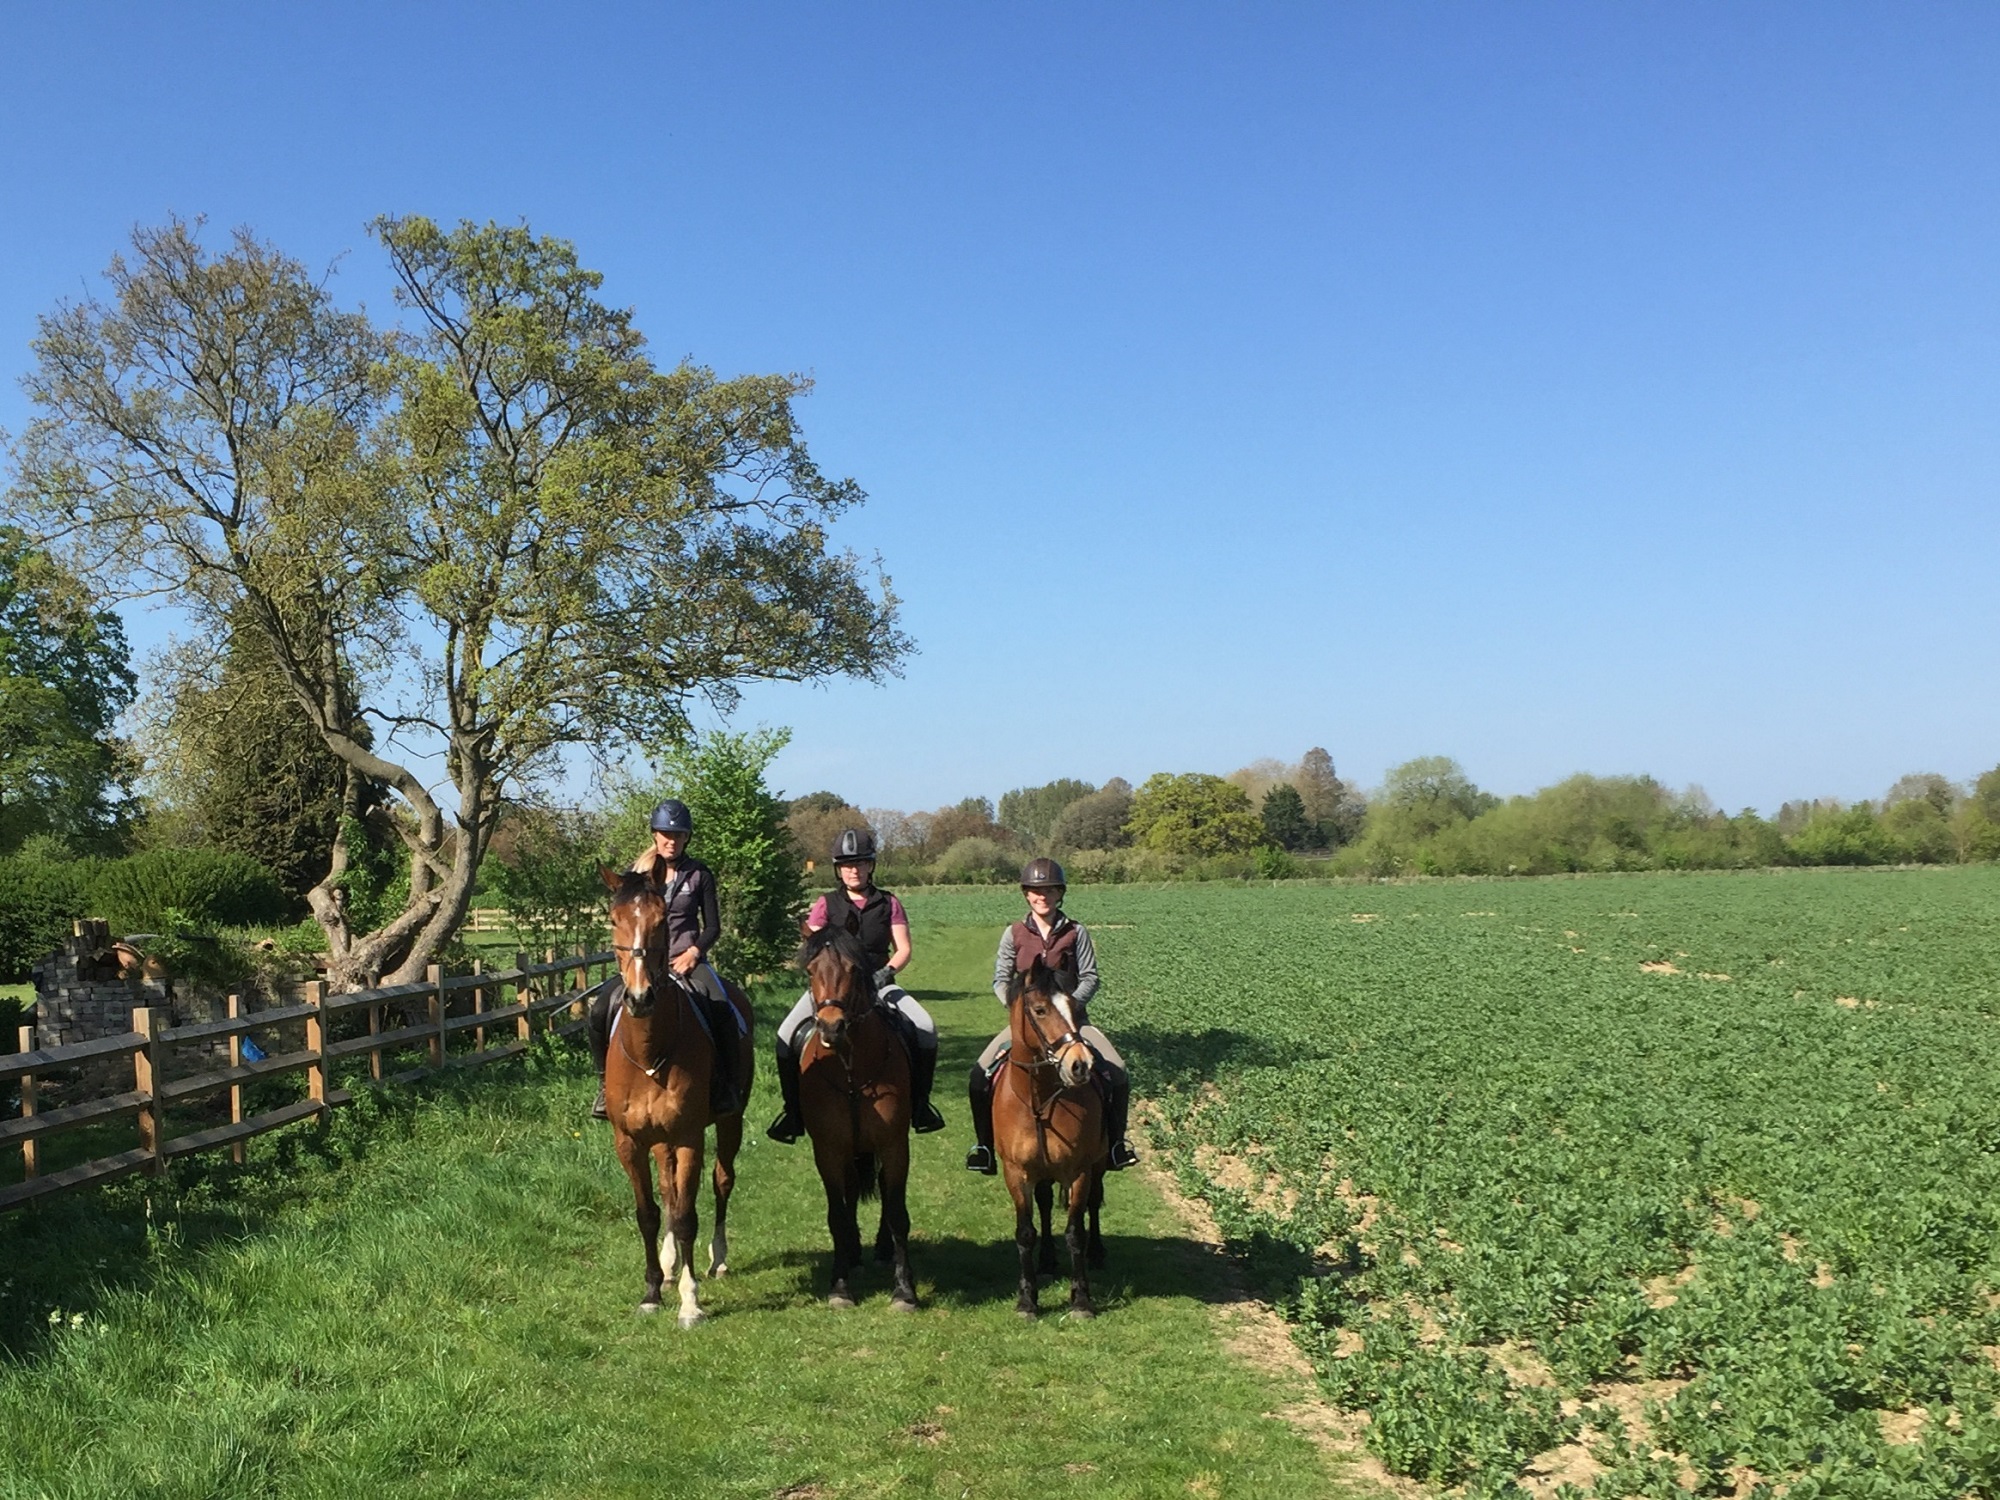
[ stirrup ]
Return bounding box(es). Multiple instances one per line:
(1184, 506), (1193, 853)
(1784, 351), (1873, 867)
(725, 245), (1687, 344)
(913, 1101), (946, 1134)
(1107, 1140), (1139, 1171)
(591, 1088), (609, 1122)
(766, 1109), (802, 1145)
(965, 1144), (997, 1175)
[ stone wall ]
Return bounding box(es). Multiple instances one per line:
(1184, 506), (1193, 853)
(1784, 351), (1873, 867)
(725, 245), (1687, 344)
(29, 919), (169, 1050)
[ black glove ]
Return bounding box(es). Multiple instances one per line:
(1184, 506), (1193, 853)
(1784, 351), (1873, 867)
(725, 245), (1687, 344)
(872, 965), (899, 992)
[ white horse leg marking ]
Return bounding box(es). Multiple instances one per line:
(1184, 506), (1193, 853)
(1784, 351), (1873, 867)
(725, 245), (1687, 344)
(676, 1237), (705, 1328)
(708, 1225), (729, 1278)
(661, 1225), (681, 1285)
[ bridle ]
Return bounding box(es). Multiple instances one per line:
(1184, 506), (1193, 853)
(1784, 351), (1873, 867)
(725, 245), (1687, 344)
(1009, 982), (1087, 1079)
(607, 892), (682, 1081)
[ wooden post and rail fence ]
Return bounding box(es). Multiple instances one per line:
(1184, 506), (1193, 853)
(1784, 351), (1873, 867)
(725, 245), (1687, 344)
(1, 950), (613, 1214)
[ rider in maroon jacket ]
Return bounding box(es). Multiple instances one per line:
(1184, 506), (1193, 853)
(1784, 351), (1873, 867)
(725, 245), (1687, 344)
(964, 858), (1138, 1174)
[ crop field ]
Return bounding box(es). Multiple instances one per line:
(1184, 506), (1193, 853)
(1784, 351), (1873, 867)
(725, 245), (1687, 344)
(927, 868), (2000, 1499)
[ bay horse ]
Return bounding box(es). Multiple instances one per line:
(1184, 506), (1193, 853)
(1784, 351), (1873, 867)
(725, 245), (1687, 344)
(798, 922), (918, 1311)
(599, 865), (755, 1326)
(993, 955), (1107, 1319)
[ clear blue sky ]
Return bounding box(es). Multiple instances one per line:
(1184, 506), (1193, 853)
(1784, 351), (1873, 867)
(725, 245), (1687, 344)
(4, 3), (1996, 816)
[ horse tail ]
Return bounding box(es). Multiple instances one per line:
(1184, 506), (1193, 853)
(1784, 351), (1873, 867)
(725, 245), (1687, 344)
(853, 1152), (880, 1203)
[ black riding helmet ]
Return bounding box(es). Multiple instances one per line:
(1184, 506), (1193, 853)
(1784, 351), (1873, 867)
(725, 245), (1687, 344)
(650, 799), (694, 835)
(831, 827), (878, 865)
(1019, 857), (1066, 891)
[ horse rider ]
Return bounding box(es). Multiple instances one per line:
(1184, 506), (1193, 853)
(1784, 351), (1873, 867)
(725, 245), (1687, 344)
(765, 827), (946, 1143)
(588, 798), (744, 1121)
(964, 857), (1140, 1175)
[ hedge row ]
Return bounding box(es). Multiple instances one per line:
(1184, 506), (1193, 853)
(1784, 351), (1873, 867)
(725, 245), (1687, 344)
(0, 848), (291, 982)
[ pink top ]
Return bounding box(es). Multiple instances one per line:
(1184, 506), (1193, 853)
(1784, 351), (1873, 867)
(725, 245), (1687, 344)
(807, 891), (909, 929)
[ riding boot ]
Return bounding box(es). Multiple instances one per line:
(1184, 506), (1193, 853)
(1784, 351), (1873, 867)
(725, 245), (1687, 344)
(766, 1042), (804, 1144)
(706, 1003), (742, 1117)
(1105, 1072), (1139, 1171)
(964, 1063), (997, 1175)
(588, 990), (612, 1121)
(910, 1042), (945, 1134)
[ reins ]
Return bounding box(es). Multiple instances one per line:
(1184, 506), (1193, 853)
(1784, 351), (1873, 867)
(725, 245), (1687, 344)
(1007, 988), (1089, 1156)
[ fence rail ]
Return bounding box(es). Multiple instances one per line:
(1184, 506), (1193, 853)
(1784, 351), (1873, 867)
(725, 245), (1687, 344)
(2, 950), (611, 1214)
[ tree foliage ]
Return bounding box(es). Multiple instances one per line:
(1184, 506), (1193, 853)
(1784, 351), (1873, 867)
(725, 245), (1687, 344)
(1125, 773), (1266, 857)
(7, 218), (907, 985)
(0, 528), (136, 853)
(1261, 783), (1312, 851)
(1049, 777), (1134, 851)
(138, 607), (367, 905)
(488, 805), (607, 959)
(997, 778), (1096, 846)
(785, 792), (871, 871)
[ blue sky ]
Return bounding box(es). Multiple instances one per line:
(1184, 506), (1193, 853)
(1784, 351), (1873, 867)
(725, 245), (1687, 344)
(3, 3), (1996, 815)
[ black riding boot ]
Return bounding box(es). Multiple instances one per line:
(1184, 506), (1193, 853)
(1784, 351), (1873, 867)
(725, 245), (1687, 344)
(706, 1004), (742, 1117)
(766, 1042), (804, 1144)
(964, 1063), (997, 1174)
(1105, 1072), (1139, 1170)
(588, 992), (611, 1121)
(910, 1042), (945, 1134)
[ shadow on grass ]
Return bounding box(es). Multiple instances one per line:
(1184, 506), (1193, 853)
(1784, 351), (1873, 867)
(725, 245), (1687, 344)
(1115, 1024), (1306, 1092)
(725, 1223), (1266, 1317)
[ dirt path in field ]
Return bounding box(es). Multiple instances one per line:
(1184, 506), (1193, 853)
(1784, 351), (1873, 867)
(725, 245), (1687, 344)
(1138, 1155), (1424, 1500)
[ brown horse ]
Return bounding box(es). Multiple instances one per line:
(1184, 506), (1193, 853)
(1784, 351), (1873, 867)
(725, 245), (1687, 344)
(599, 866), (755, 1326)
(798, 922), (918, 1311)
(993, 955), (1107, 1319)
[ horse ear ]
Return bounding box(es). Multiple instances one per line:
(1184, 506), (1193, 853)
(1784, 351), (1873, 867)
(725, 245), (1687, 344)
(598, 864), (622, 891)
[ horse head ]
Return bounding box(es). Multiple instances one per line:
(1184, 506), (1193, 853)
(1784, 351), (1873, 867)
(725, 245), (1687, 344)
(799, 919), (869, 1049)
(1009, 956), (1095, 1089)
(602, 864), (668, 1016)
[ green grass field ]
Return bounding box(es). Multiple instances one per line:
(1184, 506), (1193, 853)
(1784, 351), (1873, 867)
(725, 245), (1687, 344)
(904, 868), (2000, 1500)
(0, 912), (1352, 1500)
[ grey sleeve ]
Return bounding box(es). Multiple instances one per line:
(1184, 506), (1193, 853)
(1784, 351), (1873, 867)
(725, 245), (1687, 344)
(1070, 926), (1100, 1004)
(992, 927), (1015, 1004)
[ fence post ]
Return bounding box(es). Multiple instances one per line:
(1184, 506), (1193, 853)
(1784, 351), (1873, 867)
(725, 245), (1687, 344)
(303, 981), (327, 1119)
(131, 1005), (164, 1174)
(514, 952), (532, 1042)
(367, 985), (383, 1082)
(427, 964), (444, 1070)
(17, 1025), (36, 1181)
(472, 957), (486, 1054)
(227, 994), (245, 1165)
(566, 948), (585, 1024)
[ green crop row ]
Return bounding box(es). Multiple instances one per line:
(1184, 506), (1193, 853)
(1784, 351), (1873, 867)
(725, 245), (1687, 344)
(925, 868), (2000, 1498)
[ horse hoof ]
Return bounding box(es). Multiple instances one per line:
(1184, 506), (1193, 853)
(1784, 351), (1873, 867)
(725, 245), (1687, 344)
(637, 1300), (661, 1316)
(1068, 1305), (1097, 1321)
(889, 1296), (918, 1314)
(1016, 1304), (1037, 1321)
(708, 1262), (729, 1279)
(678, 1311), (705, 1330)
(829, 1293), (857, 1311)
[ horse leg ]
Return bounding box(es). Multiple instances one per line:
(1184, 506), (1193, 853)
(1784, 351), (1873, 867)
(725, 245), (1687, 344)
(1087, 1165), (1107, 1268)
(880, 1136), (916, 1312)
(1065, 1168), (1096, 1318)
(1007, 1163), (1038, 1319)
(1035, 1179), (1060, 1276)
(708, 1110), (741, 1278)
(665, 1142), (705, 1328)
(618, 1131), (664, 1313)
